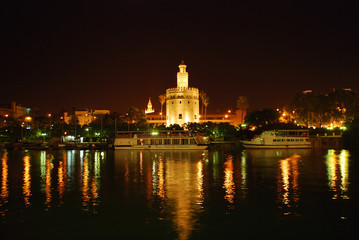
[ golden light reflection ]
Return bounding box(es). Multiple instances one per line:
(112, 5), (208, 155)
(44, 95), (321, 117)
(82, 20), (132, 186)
(92, 151), (101, 212)
(277, 154), (300, 215)
(58, 153), (67, 206)
(196, 160), (204, 205)
(223, 154), (235, 205)
(23, 155), (31, 207)
(326, 149), (350, 199)
(158, 156), (165, 199)
(163, 151), (206, 240)
(58, 160), (65, 205)
(44, 154), (54, 210)
(1, 152), (9, 218)
(82, 151), (101, 213)
(82, 154), (90, 211)
(139, 151), (143, 176)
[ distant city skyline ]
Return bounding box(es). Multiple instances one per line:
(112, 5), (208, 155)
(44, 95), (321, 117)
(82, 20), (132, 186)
(2, 0), (358, 114)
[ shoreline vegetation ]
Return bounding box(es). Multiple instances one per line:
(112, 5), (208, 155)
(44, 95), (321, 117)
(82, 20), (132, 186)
(2, 88), (359, 150)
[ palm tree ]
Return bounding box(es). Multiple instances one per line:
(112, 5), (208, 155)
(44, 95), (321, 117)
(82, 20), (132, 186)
(69, 115), (79, 138)
(200, 91), (207, 116)
(158, 94), (166, 121)
(203, 96), (209, 120)
(236, 96), (249, 124)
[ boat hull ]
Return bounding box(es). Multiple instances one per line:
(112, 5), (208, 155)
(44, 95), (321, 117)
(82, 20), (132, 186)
(242, 142), (311, 149)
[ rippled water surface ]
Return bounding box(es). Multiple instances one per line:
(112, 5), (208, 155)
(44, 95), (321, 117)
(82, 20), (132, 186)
(0, 149), (358, 239)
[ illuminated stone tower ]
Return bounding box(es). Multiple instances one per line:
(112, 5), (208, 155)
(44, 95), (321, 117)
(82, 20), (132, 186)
(166, 61), (200, 126)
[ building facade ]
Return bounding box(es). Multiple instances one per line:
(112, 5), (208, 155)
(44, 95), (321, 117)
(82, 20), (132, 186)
(64, 109), (110, 126)
(145, 98), (155, 114)
(166, 61), (200, 126)
(0, 101), (31, 119)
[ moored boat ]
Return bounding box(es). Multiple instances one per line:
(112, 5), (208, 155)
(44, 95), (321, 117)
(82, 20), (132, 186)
(241, 130), (311, 149)
(114, 130), (209, 150)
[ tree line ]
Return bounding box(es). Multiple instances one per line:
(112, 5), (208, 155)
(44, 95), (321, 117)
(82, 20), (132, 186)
(244, 89), (359, 128)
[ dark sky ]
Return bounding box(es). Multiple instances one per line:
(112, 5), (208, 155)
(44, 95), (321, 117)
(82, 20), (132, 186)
(1, 0), (358, 114)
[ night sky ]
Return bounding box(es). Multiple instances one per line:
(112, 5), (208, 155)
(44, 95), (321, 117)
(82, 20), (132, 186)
(1, 0), (358, 114)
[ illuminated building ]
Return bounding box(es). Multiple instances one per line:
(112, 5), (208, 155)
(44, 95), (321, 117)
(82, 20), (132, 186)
(166, 61), (200, 126)
(145, 98), (155, 114)
(64, 109), (110, 126)
(0, 101), (31, 118)
(145, 61), (245, 126)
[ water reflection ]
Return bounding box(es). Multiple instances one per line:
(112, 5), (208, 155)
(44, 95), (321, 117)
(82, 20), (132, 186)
(58, 157), (66, 206)
(196, 160), (204, 205)
(239, 153), (247, 199)
(0, 149), (356, 238)
(326, 149), (350, 199)
(23, 154), (32, 207)
(45, 154), (54, 210)
(163, 151), (204, 240)
(277, 154), (300, 216)
(82, 150), (102, 213)
(1, 151), (9, 219)
(114, 150), (206, 240)
(223, 154), (235, 205)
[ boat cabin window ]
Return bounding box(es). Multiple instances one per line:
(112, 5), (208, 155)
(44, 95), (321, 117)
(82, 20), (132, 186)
(190, 139), (196, 145)
(173, 139), (180, 145)
(181, 139), (189, 145)
(164, 139), (171, 145)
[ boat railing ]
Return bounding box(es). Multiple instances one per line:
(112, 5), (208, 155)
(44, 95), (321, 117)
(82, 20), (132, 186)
(116, 130), (198, 138)
(260, 130), (309, 138)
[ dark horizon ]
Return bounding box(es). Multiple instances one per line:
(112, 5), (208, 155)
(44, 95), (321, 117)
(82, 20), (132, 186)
(2, 0), (358, 115)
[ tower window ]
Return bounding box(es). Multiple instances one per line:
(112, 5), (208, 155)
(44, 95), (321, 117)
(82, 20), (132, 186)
(194, 115), (197, 119)
(180, 101), (181, 104)
(179, 114), (182, 119)
(188, 101), (190, 104)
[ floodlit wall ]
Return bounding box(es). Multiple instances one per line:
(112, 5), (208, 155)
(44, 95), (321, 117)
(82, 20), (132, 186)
(166, 87), (199, 126)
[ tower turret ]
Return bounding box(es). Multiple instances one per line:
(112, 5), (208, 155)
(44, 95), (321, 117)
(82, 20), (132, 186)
(177, 60), (188, 88)
(145, 98), (155, 114)
(166, 61), (199, 126)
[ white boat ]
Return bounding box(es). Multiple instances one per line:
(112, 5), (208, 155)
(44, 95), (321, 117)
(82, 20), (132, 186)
(114, 130), (209, 150)
(241, 130), (311, 149)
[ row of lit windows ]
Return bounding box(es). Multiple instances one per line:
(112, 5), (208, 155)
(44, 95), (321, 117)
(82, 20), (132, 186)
(138, 139), (196, 145)
(273, 138), (305, 142)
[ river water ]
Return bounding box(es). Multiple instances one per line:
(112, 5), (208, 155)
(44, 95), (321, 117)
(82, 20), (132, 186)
(0, 149), (358, 239)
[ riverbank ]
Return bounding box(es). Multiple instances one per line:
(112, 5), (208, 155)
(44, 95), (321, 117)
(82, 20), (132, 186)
(0, 142), (111, 150)
(0, 135), (344, 150)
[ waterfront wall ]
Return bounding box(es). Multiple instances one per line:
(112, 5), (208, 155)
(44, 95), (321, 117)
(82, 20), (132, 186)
(310, 136), (342, 149)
